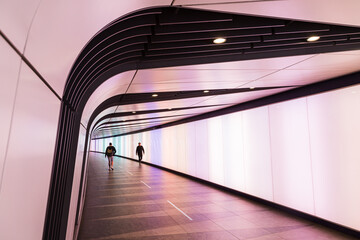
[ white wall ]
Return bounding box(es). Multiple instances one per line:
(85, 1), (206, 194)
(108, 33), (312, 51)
(0, 59), (61, 239)
(0, 28), (91, 238)
(93, 84), (360, 231)
(0, 37), (21, 187)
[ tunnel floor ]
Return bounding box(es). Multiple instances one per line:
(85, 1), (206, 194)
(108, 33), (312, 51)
(77, 152), (356, 239)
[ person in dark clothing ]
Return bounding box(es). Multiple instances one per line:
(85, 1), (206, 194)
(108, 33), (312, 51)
(105, 143), (116, 171)
(136, 142), (145, 161)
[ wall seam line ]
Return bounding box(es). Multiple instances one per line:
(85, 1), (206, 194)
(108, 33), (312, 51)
(0, 56), (23, 196)
(267, 106), (276, 202)
(0, 18), (61, 101)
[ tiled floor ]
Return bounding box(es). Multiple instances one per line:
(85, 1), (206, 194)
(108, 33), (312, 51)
(78, 153), (357, 239)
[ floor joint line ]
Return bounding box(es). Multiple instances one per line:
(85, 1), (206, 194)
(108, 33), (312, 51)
(167, 200), (193, 221)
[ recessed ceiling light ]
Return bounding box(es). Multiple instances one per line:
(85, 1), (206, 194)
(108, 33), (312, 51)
(203, 90), (210, 93)
(132, 111), (136, 114)
(307, 36), (320, 42)
(249, 87), (255, 89)
(168, 108), (172, 110)
(152, 94), (158, 97)
(213, 38), (226, 44)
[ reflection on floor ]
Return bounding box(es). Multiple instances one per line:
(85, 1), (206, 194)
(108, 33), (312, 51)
(78, 153), (356, 239)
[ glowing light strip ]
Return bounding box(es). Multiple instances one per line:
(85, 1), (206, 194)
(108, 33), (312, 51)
(140, 180), (151, 188)
(167, 200), (193, 221)
(127, 171), (133, 175)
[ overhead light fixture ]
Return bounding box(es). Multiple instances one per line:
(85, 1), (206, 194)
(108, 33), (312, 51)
(152, 94), (158, 97)
(132, 111), (136, 114)
(213, 38), (226, 44)
(168, 108), (172, 110)
(203, 90), (210, 93)
(307, 36), (320, 42)
(249, 86), (255, 90)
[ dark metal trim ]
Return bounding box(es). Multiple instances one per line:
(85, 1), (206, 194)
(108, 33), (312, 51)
(0, 30), (62, 101)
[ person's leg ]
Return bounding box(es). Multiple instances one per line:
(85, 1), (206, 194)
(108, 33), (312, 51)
(139, 154), (142, 161)
(110, 156), (114, 170)
(107, 156), (111, 170)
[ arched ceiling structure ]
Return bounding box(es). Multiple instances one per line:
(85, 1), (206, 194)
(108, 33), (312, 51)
(2, 1), (360, 139)
(73, 5), (360, 140)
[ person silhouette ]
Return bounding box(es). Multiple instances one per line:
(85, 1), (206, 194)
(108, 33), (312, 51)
(135, 142), (145, 161)
(105, 142), (116, 170)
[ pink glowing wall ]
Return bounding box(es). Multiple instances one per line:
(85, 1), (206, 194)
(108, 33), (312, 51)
(92, 84), (360, 231)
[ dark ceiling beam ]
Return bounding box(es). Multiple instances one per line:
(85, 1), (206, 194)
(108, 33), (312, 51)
(98, 119), (180, 131)
(147, 36), (261, 50)
(274, 21), (329, 34)
(254, 36), (348, 49)
(263, 31), (360, 42)
(96, 120), (169, 132)
(154, 16), (285, 35)
(93, 104), (228, 131)
(145, 42), (251, 57)
(150, 28), (273, 43)
(65, 14), (159, 104)
(97, 114), (192, 129)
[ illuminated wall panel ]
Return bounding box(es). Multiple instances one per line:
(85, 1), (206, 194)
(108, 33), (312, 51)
(194, 120), (210, 181)
(307, 85), (360, 230)
(208, 117), (224, 185)
(150, 130), (162, 165)
(185, 122), (197, 176)
(161, 127), (177, 169)
(90, 139), (96, 151)
(144, 132), (151, 162)
(124, 135), (131, 158)
(176, 125), (188, 174)
(222, 112), (245, 191)
(269, 99), (314, 214)
(101, 138), (106, 152)
(113, 137), (120, 154)
(242, 107), (273, 201)
(93, 84), (360, 231)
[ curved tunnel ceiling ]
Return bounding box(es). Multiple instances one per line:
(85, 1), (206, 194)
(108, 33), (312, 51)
(90, 86), (294, 139)
(40, 4), (360, 238)
(68, 6), (360, 139)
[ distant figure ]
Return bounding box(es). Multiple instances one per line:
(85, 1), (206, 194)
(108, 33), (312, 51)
(136, 142), (145, 161)
(105, 143), (116, 171)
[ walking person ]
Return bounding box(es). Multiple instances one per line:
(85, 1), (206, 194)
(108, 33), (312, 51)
(105, 142), (116, 171)
(136, 142), (145, 162)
